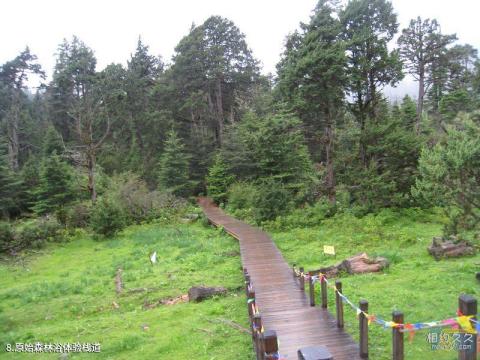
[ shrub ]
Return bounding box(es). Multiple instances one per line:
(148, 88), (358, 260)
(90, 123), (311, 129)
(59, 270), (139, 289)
(253, 179), (292, 223)
(13, 217), (63, 250)
(0, 222), (14, 252)
(227, 182), (259, 211)
(108, 173), (189, 224)
(89, 198), (126, 238)
(265, 200), (336, 231)
(64, 203), (92, 228)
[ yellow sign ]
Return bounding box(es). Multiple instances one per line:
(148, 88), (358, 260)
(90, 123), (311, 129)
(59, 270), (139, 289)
(323, 245), (336, 256)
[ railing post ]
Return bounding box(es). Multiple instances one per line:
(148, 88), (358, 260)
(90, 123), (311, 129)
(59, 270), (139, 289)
(248, 288), (255, 315)
(245, 274), (251, 296)
(293, 264), (297, 279)
(359, 300), (369, 359)
(335, 280), (344, 328)
(299, 267), (305, 291)
(308, 272), (315, 307)
(321, 275), (327, 309)
(392, 311), (404, 360)
(253, 313), (264, 360)
(459, 294), (477, 360)
(263, 330), (279, 360)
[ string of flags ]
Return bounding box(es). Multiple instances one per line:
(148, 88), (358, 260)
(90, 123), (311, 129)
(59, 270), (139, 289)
(293, 267), (478, 340)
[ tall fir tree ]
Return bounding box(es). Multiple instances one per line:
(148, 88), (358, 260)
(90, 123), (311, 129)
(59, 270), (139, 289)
(341, 0), (403, 166)
(206, 153), (234, 204)
(276, 0), (346, 203)
(397, 17), (456, 132)
(0, 151), (23, 218)
(157, 130), (192, 197)
(32, 153), (74, 215)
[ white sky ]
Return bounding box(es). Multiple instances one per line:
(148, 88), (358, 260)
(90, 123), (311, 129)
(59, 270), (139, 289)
(1, 0), (479, 98)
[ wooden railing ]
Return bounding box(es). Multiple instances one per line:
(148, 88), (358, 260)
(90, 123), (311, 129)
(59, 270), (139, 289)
(244, 267), (280, 360)
(293, 265), (478, 360)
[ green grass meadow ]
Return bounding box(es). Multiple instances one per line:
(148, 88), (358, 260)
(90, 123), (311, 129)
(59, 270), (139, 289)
(1, 208), (479, 359)
(269, 208), (480, 360)
(0, 222), (252, 359)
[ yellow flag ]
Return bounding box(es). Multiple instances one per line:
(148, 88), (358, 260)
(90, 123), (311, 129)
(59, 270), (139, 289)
(457, 316), (474, 333)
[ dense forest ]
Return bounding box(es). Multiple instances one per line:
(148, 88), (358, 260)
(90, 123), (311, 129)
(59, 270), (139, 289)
(1, 0), (479, 251)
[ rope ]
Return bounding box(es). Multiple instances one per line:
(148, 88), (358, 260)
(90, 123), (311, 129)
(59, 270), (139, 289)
(303, 272), (478, 335)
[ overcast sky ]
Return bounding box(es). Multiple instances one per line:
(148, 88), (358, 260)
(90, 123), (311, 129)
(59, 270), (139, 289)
(1, 0), (479, 99)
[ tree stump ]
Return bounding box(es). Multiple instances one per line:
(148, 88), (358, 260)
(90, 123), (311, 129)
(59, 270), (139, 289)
(316, 253), (389, 277)
(428, 236), (475, 260)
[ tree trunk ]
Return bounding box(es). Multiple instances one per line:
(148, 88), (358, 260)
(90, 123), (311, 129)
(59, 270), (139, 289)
(416, 64), (425, 134)
(215, 76), (224, 146)
(87, 148), (97, 203)
(7, 97), (20, 171)
(324, 118), (336, 205)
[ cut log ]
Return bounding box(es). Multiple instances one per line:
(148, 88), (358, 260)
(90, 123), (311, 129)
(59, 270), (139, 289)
(314, 253), (389, 277)
(428, 236), (475, 260)
(188, 286), (227, 302)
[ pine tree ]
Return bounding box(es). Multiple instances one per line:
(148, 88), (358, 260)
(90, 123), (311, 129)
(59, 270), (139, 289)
(43, 126), (64, 156)
(400, 95), (417, 128)
(413, 115), (480, 235)
(157, 130), (191, 197)
(0, 151), (22, 218)
(276, 0), (347, 203)
(341, 0), (403, 165)
(397, 17), (456, 131)
(32, 153), (74, 215)
(206, 153), (234, 204)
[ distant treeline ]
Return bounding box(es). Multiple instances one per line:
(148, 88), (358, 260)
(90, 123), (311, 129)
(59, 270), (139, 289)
(1, 1), (479, 242)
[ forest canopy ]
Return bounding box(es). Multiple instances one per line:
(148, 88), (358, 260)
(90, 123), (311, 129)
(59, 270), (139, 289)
(1, 0), (479, 246)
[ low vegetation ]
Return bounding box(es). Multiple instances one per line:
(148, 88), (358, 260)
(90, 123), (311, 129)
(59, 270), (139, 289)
(0, 221), (253, 359)
(270, 208), (480, 359)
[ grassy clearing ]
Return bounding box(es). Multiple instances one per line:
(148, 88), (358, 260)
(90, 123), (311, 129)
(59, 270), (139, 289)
(269, 208), (480, 360)
(0, 221), (252, 359)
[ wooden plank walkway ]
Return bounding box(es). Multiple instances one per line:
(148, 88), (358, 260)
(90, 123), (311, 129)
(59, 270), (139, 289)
(198, 197), (361, 359)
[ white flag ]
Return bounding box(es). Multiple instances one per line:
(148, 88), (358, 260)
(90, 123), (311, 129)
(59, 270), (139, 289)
(150, 251), (157, 264)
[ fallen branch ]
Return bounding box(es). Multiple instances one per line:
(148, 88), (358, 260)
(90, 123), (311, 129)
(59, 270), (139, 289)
(126, 287), (160, 294)
(206, 317), (251, 335)
(195, 327), (214, 336)
(115, 268), (123, 294)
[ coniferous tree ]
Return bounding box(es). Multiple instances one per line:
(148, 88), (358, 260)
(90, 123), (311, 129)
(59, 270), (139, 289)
(0, 151), (23, 218)
(32, 153), (74, 215)
(397, 17), (456, 132)
(413, 115), (480, 235)
(277, 0), (346, 203)
(0, 48), (45, 171)
(157, 130), (191, 197)
(43, 126), (64, 156)
(399, 95), (417, 128)
(341, 0), (403, 165)
(171, 16), (260, 146)
(206, 153), (234, 204)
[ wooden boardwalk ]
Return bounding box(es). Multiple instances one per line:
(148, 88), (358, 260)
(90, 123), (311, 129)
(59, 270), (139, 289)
(198, 198), (361, 359)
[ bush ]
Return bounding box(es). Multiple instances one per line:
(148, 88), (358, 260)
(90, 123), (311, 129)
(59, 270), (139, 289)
(265, 200), (336, 231)
(253, 179), (292, 223)
(13, 217), (63, 250)
(0, 222), (14, 252)
(227, 182), (259, 211)
(64, 203), (92, 228)
(107, 173), (189, 224)
(89, 198), (126, 238)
